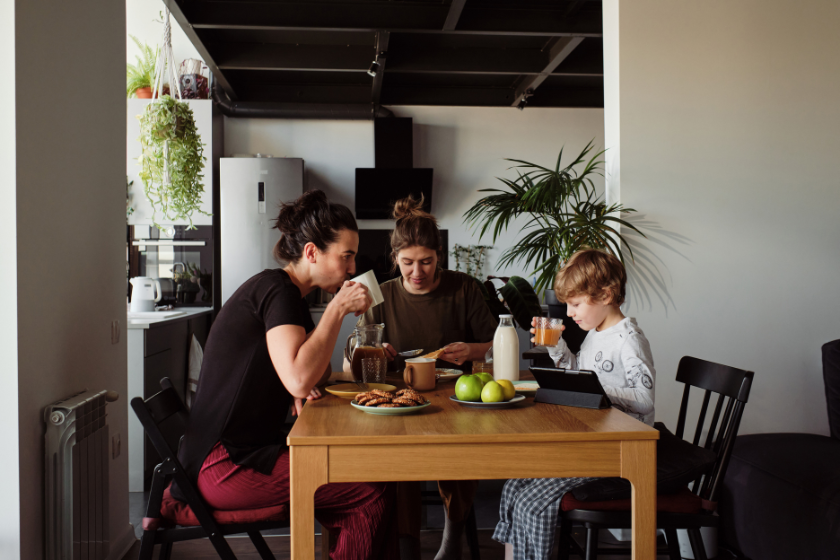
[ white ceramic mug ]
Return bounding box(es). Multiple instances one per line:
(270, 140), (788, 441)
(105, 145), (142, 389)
(351, 270), (385, 308)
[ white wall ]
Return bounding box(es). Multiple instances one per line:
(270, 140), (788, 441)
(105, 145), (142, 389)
(7, 0), (133, 557)
(224, 106), (605, 278)
(126, 0), (202, 71)
(0, 0), (21, 556)
(610, 0), (840, 435)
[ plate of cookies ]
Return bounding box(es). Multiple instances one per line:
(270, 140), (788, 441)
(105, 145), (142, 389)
(351, 389), (432, 415)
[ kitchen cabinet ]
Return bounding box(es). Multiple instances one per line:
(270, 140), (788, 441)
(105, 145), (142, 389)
(127, 308), (213, 491)
(126, 99), (213, 227)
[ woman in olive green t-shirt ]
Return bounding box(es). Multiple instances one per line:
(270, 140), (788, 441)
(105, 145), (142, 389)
(349, 195), (498, 560)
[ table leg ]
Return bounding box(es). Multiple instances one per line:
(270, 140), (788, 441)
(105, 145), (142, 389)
(622, 440), (656, 560)
(291, 446), (328, 560)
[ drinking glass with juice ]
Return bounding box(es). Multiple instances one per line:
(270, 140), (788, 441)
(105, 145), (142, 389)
(534, 317), (564, 347)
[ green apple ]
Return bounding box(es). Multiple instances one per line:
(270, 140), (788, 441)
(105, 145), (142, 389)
(474, 372), (494, 386)
(481, 381), (505, 403)
(455, 374), (484, 402)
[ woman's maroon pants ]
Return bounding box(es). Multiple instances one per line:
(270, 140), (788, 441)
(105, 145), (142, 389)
(198, 443), (397, 559)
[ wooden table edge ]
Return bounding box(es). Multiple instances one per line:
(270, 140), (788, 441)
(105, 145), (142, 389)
(287, 431), (658, 446)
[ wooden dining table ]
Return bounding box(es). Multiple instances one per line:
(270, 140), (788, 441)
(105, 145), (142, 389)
(287, 372), (659, 559)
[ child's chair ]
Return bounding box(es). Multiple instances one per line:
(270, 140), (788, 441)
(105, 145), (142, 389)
(556, 356), (754, 560)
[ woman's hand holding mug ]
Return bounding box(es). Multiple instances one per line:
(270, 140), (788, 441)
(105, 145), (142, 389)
(334, 280), (373, 317)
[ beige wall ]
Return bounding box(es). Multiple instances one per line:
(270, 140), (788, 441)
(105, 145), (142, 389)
(610, 0), (840, 435)
(6, 0), (132, 557)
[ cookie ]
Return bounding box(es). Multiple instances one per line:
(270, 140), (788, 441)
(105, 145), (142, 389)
(392, 397), (420, 407)
(356, 392), (374, 402)
(364, 397), (391, 407)
(398, 391), (426, 404)
(377, 403), (403, 408)
(370, 389), (395, 399)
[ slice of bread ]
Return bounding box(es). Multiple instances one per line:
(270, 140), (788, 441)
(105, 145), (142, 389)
(422, 348), (445, 360)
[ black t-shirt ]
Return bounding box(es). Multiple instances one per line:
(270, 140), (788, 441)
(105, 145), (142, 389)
(172, 269), (314, 501)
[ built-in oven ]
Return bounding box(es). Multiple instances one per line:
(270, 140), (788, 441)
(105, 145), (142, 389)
(127, 225), (214, 307)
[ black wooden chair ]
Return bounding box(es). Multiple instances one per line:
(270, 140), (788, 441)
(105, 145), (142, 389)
(131, 378), (292, 560)
(556, 356), (754, 560)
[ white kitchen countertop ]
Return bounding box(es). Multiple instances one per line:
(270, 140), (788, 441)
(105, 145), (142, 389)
(127, 307), (213, 329)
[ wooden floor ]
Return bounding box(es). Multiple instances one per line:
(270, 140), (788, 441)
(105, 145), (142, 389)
(120, 529), (682, 559)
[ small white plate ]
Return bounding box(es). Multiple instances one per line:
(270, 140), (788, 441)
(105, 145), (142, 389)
(449, 394), (526, 409)
(436, 368), (462, 382)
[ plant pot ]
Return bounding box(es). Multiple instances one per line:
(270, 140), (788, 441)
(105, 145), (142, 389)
(544, 289), (559, 305)
(134, 87), (153, 99)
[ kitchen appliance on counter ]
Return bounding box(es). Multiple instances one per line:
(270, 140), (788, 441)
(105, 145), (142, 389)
(127, 225), (214, 307)
(220, 157), (304, 305)
(129, 277), (162, 312)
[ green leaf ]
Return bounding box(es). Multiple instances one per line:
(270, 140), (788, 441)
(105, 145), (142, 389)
(473, 277), (510, 320)
(498, 276), (543, 330)
(462, 140), (645, 290)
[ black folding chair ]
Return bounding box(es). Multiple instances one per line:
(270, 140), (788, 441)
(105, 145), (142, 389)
(557, 356), (754, 560)
(131, 378), (290, 560)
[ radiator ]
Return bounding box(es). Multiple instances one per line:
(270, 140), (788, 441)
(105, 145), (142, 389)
(45, 390), (115, 560)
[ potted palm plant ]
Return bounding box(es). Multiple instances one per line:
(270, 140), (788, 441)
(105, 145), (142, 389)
(464, 142), (644, 351)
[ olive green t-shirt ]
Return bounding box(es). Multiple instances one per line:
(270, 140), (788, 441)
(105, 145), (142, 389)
(357, 270), (498, 372)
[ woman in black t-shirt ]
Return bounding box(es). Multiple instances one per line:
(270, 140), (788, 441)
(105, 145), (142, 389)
(175, 190), (397, 559)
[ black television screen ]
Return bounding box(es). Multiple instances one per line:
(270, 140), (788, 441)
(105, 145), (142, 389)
(355, 168), (433, 219)
(356, 229), (448, 285)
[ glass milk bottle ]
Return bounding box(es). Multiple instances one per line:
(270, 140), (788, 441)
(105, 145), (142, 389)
(492, 314), (520, 382)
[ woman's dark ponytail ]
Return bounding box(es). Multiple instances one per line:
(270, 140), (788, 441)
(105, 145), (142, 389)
(273, 190), (357, 264)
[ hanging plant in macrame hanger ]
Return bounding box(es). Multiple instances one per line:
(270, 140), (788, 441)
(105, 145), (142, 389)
(137, 8), (208, 231)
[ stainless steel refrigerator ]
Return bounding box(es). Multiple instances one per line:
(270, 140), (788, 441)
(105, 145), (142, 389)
(220, 157), (304, 305)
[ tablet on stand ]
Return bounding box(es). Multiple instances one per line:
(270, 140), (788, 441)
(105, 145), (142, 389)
(530, 366), (612, 409)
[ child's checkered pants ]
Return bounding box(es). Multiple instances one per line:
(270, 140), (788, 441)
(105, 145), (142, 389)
(492, 477), (595, 560)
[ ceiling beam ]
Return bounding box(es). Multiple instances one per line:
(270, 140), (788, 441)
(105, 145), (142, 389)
(443, 0), (467, 31)
(511, 36), (584, 107)
(371, 31), (390, 107)
(212, 43), (373, 72)
(229, 82), (602, 108)
(169, 0), (238, 100)
(183, 1), (602, 37)
(380, 85), (603, 107)
(208, 42), (603, 76)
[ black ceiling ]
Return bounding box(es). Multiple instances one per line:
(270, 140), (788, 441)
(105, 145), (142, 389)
(171, 0), (604, 110)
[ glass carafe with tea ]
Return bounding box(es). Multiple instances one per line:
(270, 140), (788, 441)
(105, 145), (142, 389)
(345, 324), (387, 381)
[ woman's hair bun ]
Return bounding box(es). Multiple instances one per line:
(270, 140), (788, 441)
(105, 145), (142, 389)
(391, 193), (435, 223)
(272, 190), (357, 264)
(275, 190), (329, 235)
(389, 194), (441, 273)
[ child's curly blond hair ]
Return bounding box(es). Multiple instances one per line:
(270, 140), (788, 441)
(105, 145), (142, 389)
(554, 249), (627, 306)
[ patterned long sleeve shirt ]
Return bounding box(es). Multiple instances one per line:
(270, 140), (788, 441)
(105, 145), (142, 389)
(547, 317), (656, 425)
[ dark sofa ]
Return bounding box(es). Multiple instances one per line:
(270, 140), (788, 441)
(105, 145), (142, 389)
(719, 340), (840, 559)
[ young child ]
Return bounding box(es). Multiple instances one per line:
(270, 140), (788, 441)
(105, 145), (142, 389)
(492, 249), (656, 560)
